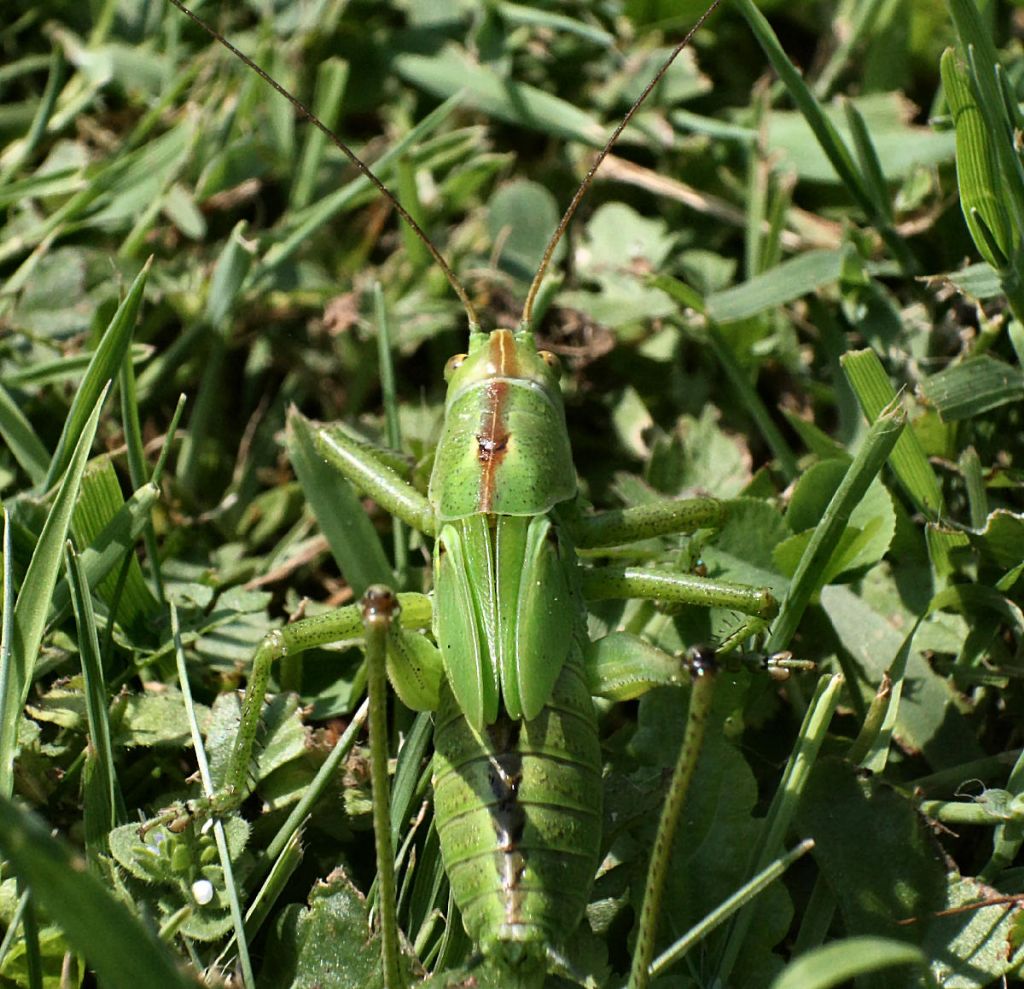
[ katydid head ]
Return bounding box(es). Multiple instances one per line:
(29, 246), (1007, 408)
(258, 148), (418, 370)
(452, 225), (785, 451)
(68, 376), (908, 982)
(429, 327), (575, 520)
(443, 329), (561, 406)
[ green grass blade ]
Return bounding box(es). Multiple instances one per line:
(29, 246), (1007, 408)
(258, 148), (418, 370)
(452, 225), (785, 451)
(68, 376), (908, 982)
(705, 247), (850, 322)
(170, 602), (254, 987)
(734, 0), (914, 270)
(64, 542), (119, 857)
(840, 348), (945, 518)
(919, 353), (1024, 420)
(0, 386), (107, 799)
(0, 46), (63, 186)
(0, 512), (13, 749)
(44, 261), (150, 489)
(940, 48), (1013, 270)
(946, 0), (1024, 237)
(394, 48), (604, 146)
(0, 382), (50, 486)
(48, 480), (161, 625)
(260, 699), (369, 875)
(290, 57), (349, 210)
(767, 402), (905, 654)
(717, 673), (846, 984)
(650, 839), (815, 981)
(843, 98), (892, 224)
(704, 322), (799, 481)
(375, 283), (409, 584)
(257, 94), (463, 283)
(0, 795), (195, 989)
(177, 221), (256, 496)
(119, 352), (167, 603)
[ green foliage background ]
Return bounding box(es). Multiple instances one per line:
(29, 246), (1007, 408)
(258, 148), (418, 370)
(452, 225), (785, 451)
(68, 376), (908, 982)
(1, 0), (1024, 986)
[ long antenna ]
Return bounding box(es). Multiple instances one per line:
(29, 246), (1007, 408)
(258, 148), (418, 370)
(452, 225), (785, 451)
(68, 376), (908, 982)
(164, 0), (481, 328)
(521, 0), (724, 327)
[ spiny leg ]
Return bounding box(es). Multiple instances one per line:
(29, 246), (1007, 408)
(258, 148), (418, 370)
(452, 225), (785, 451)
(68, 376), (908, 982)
(566, 497), (778, 618)
(580, 565), (778, 619)
(566, 496), (725, 549)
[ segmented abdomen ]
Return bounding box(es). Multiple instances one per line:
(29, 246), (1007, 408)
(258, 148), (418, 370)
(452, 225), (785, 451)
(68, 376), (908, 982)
(432, 648), (602, 958)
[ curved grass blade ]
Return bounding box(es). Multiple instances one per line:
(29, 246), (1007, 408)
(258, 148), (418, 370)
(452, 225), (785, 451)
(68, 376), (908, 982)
(766, 402), (905, 654)
(769, 936), (935, 989)
(44, 261), (149, 489)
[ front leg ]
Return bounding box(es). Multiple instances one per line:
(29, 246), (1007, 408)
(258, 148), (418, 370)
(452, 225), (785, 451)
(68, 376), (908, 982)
(566, 496), (725, 549)
(291, 408), (437, 536)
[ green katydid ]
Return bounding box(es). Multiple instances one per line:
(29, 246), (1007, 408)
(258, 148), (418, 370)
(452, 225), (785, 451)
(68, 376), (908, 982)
(153, 1), (786, 985)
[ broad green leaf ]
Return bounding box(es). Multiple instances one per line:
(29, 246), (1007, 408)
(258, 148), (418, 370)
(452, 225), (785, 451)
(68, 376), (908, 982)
(486, 179), (562, 282)
(258, 869), (416, 989)
(706, 248), (851, 323)
(922, 876), (1024, 986)
(797, 759), (947, 936)
(771, 936), (930, 989)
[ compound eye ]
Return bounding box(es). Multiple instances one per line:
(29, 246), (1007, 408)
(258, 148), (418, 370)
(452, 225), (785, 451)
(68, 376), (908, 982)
(538, 350), (560, 373)
(444, 353), (467, 381)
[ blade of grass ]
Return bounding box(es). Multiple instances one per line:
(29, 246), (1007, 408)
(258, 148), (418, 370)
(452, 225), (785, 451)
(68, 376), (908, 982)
(0, 386), (108, 799)
(766, 402), (906, 654)
(290, 57), (349, 210)
(919, 353), (1024, 420)
(44, 261), (150, 489)
(840, 348), (945, 517)
(170, 602), (254, 988)
(649, 839), (815, 981)
(716, 673), (845, 984)
(48, 480), (161, 624)
(177, 221), (256, 496)
(64, 542), (121, 859)
(374, 282), (408, 585)
(734, 0), (915, 271)
(287, 409), (393, 597)
(119, 353), (169, 604)
(0, 383), (50, 486)
(256, 93), (464, 283)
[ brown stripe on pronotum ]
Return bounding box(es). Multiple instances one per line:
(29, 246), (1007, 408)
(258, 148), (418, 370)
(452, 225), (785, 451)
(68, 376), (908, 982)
(475, 330), (518, 512)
